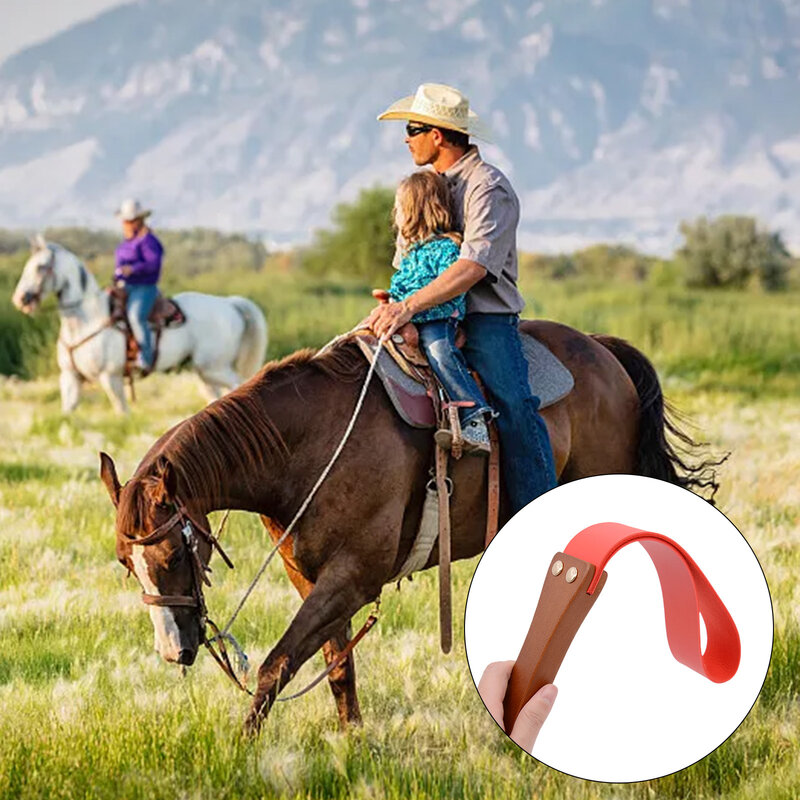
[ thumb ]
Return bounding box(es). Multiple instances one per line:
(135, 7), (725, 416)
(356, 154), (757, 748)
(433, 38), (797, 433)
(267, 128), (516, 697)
(509, 684), (558, 753)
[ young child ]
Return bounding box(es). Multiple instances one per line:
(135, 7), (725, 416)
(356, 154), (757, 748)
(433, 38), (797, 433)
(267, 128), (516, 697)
(389, 170), (493, 454)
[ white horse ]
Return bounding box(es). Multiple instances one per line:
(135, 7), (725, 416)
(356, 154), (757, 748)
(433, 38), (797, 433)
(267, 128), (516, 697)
(12, 236), (268, 413)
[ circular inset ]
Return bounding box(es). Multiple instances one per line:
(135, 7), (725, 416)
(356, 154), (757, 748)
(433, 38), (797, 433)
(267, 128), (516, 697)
(464, 475), (773, 782)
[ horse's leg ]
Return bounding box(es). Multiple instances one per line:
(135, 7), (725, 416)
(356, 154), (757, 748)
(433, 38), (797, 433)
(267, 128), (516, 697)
(97, 370), (128, 414)
(196, 365), (240, 402)
(59, 368), (81, 413)
(198, 379), (223, 403)
(261, 516), (362, 729)
(244, 556), (376, 735)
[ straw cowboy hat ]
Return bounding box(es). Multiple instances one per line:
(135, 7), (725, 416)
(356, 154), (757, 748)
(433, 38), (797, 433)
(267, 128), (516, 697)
(115, 198), (152, 222)
(377, 83), (493, 142)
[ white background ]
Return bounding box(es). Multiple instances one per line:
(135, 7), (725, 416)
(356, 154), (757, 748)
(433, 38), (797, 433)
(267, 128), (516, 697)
(464, 475), (773, 783)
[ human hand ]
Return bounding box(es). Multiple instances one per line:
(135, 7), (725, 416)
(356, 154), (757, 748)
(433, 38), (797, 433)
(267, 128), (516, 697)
(120, 266), (133, 277)
(477, 660), (557, 753)
(366, 300), (413, 340)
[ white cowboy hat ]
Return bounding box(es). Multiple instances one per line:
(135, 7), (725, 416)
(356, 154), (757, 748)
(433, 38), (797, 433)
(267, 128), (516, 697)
(377, 83), (493, 142)
(115, 198), (152, 222)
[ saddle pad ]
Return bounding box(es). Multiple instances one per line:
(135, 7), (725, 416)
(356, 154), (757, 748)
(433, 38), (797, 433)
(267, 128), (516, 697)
(357, 330), (574, 429)
(519, 331), (574, 408)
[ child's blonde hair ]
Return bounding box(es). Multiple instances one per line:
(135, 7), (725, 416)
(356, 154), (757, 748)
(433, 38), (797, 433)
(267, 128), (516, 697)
(394, 171), (462, 252)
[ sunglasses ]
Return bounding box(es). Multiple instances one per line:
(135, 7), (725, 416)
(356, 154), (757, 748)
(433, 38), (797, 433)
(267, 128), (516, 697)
(406, 122), (435, 137)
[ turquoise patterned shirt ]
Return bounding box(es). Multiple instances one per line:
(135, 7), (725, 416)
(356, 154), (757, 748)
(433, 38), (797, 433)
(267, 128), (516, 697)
(389, 236), (464, 323)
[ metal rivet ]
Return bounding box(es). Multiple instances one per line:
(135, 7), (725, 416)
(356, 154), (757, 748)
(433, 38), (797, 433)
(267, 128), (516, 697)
(565, 566), (578, 583)
(551, 560), (563, 576)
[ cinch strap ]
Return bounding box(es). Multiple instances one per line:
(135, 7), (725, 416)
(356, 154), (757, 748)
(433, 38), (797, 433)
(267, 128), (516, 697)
(502, 521), (741, 734)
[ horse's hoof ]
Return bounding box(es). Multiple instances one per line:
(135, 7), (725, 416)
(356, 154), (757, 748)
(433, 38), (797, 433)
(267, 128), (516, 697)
(337, 713), (363, 732)
(243, 711), (263, 739)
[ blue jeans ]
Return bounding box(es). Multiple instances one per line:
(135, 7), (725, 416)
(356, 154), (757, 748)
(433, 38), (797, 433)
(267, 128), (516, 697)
(460, 313), (557, 515)
(417, 318), (493, 424)
(126, 283), (158, 367)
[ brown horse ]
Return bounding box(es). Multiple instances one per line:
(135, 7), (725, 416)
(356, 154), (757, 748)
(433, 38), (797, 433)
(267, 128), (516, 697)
(99, 320), (719, 733)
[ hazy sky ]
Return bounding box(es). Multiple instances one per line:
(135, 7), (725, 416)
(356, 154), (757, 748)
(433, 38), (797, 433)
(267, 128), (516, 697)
(0, 0), (129, 64)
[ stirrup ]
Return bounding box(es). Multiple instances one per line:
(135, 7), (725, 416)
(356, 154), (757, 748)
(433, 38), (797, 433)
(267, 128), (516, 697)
(435, 419), (491, 456)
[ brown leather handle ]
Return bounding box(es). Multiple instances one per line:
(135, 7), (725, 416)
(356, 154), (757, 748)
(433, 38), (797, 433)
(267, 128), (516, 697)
(502, 552), (608, 734)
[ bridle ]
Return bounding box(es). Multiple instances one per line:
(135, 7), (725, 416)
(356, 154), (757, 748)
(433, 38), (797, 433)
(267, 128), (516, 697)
(23, 249), (57, 310)
(127, 497), (250, 692)
(122, 341), (387, 701)
(26, 248), (86, 313)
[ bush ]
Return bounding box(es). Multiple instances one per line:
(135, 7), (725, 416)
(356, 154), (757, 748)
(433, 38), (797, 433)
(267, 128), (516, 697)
(678, 215), (791, 291)
(0, 252), (59, 377)
(573, 244), (652, 282)
(299, 186), (396, 285)
(520, 246), (653, 283)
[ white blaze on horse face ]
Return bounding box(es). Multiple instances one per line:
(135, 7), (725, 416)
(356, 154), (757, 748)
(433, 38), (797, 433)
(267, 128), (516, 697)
(12, 253), (43, 310)
(131, 545), (184, 662)
(12, 249), (54, 312)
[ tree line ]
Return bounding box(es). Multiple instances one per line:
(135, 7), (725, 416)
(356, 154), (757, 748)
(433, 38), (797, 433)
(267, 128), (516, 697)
(0, 191), (796, 293)
(299, 187), (797, 291)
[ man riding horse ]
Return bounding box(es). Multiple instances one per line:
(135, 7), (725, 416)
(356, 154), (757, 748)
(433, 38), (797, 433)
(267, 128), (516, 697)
(114, 198), (164, 373)
(369, 83), (557, 514)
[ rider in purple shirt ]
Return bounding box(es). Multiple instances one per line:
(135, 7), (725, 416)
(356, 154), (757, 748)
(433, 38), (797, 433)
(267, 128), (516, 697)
(115, 231), (163, 285)
(114, 199), (164, 371)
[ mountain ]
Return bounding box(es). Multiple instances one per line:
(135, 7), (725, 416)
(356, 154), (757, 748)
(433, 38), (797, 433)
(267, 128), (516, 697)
(1, 0), (800, 254)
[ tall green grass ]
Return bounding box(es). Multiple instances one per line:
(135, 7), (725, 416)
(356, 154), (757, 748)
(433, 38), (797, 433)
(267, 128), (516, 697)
(1, 255), (798, 799)
(0, 348), (798, 798)
(4, 256), (798, 399)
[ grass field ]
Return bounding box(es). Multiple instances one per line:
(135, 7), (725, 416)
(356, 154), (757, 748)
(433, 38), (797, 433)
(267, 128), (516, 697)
(0, 273), (799, 799)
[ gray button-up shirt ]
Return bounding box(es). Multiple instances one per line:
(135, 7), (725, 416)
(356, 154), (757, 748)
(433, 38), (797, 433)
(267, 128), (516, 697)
(393, 145), (525, 315)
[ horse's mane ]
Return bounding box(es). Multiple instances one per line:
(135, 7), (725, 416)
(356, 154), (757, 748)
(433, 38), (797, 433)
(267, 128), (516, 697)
(118, 339), (369, 527)
(260, 340), (367, 384)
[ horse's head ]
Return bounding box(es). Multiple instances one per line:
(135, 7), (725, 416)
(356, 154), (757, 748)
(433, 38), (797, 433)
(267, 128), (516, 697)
(12, 235), (57, 313)
(100, 451), (210, 666)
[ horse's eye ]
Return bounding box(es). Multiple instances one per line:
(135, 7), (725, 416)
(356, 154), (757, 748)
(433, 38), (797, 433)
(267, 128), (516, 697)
(166, 548), (185, 571)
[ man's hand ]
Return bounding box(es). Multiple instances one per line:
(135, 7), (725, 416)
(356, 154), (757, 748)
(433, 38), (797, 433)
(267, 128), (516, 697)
(119, 266), (133, 277)
(367, 299), (413, 340)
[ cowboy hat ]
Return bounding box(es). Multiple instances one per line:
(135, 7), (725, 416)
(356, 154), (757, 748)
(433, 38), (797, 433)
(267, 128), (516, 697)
(377, 83), (492, 142)
(115, 198), (152, 222)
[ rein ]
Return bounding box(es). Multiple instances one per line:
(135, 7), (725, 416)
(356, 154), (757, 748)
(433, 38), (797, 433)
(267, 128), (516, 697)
(58, 320), (114, 373)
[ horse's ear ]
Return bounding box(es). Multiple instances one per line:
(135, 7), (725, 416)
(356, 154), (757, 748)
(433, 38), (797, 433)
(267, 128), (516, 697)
(34, 233), (47, 252)
(99, 452), (121, 508)
(155, 456), (178, 504)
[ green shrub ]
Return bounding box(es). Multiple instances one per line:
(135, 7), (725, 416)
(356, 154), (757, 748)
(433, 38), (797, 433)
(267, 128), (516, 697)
(299, 186), (396, 285)
(678, 215), (791, 291)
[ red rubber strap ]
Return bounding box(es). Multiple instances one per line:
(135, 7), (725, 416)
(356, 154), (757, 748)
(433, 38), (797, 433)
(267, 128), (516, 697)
(564, 522), (741, 683)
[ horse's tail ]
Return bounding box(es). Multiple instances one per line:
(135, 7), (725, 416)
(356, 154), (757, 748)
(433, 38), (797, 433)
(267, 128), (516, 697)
(229, 296), (268, 379)
(591, 334), (727, 502)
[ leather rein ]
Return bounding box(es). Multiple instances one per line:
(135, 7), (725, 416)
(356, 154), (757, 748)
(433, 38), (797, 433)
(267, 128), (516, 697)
(129, 499), (250, 692)
(31, 253), (116, 373)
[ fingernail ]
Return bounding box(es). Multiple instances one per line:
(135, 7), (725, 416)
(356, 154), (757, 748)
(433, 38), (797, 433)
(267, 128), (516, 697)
(538, 684), (558, 708)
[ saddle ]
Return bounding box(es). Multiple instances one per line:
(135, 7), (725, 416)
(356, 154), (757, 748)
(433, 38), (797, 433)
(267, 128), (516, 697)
(351, 322), (574, 429)
(108, 285), (186, 375)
